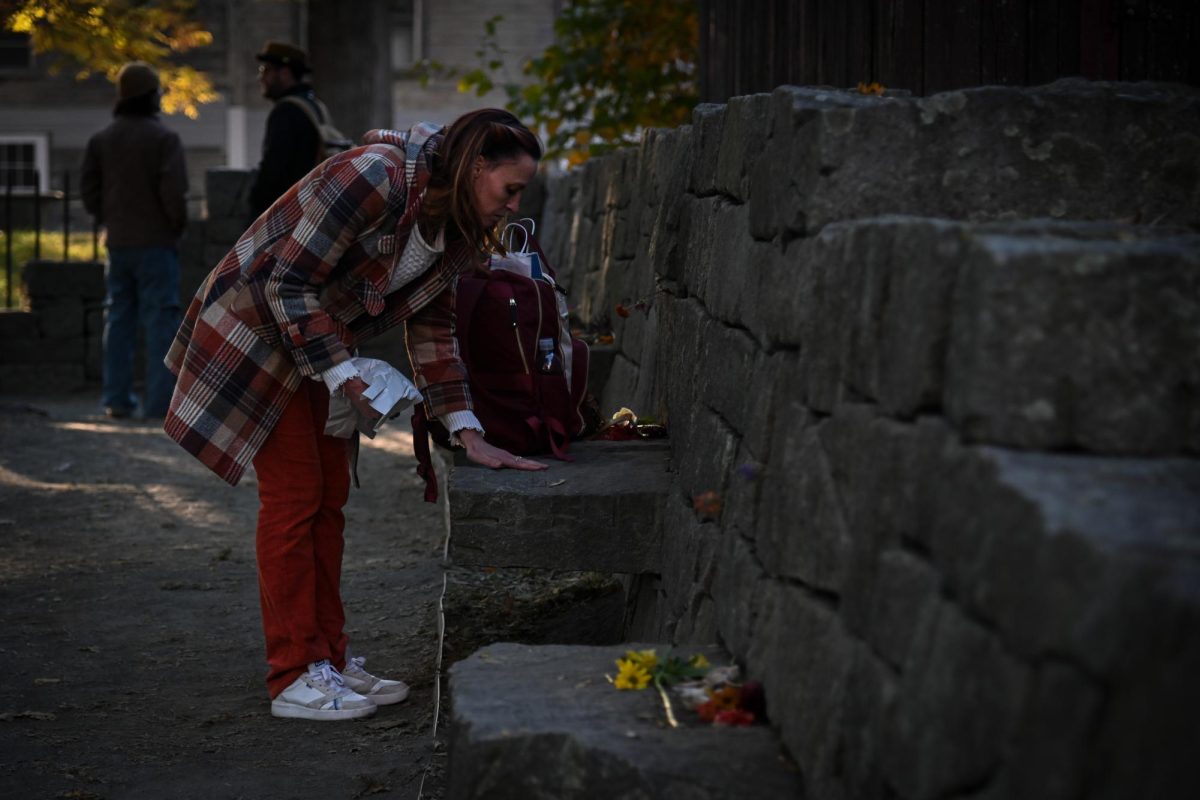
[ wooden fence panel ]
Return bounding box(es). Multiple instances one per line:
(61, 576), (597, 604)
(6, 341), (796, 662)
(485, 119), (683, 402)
(819, 1), (847, 87)
(879, 0), (925, 92)
(774, 0), (806, 91)
(697, 0), (1196, 102)
(747, 5), (769, 92)
(845, 1), (873, 87)
(924, 0), (983, 94)
(1145, 0), (1193, 83)
(1057, 0), (1084, 77)
(803, 0), (823, 90)
(1027, 0), (1063, 84)
(1118, 0), (1149, 80)
(1079, 0), (1121, 80)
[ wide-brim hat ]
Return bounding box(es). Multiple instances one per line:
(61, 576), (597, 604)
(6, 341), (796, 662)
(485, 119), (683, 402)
(255, 41), (310, 75)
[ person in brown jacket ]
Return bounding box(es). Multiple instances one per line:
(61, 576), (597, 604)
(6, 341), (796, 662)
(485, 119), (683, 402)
(82, 61), (188, 419)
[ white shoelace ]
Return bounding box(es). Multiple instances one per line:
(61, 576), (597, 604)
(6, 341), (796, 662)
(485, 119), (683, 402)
(347, 655), (367, 674)
(309, 660), (346, 690)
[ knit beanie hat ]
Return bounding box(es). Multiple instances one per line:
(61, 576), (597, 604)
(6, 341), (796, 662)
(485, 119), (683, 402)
(116, 62), (160, 101)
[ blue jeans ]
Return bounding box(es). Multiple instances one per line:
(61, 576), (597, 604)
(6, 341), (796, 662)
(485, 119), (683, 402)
(102, 247), (181, 417)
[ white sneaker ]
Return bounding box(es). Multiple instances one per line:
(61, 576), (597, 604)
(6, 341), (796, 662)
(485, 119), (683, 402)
(341, 655), (410, 705)
(270, 660), (377, 721)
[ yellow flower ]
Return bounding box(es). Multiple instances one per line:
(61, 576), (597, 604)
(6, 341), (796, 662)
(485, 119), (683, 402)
(624, 648), (658, 671)
(614, 658), (652, 690)
(689, 654), (710, 669)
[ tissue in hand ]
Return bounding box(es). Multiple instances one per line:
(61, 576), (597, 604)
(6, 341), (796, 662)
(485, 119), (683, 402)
(324, 357), (423, 438)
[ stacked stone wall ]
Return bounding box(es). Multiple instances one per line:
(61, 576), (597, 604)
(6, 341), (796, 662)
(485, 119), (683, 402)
(0, 261), (105, 393)
(539, 78), (1200, 799)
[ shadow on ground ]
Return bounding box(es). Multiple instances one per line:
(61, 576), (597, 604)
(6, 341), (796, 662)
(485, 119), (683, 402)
(0, 392), (448, 799)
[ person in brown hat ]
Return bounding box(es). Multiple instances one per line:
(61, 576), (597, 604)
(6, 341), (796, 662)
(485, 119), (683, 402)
(248, 40), (338, 218)
(81, 61), (188, 420)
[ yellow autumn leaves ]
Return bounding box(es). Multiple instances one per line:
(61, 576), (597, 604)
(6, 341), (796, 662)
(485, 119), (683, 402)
(6, 1), (219, 118)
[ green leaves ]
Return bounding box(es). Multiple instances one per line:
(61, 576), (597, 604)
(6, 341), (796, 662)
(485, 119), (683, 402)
(437, 0), (698, 166)
(612, 649), (710, 691)
(654, 653), (711, 686)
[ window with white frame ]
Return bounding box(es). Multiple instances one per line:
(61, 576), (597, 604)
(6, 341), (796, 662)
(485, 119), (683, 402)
(0, 32), (32, 73)
(0, 134), (50, 194)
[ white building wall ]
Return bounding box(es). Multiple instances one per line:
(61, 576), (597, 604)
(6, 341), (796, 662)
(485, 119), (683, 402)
(0, 0), (558, 209)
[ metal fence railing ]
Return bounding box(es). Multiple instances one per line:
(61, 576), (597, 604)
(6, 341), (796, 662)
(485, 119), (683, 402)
(2, 169), (101, 308)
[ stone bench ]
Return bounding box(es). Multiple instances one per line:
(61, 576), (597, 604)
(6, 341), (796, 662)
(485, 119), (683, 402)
(442, 438), (671, 574)
(447, 642), (803, 800)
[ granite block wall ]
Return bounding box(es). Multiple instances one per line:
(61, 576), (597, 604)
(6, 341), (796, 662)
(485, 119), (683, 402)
(539, 79), (1200, 799)
(0, 261), (104, 393)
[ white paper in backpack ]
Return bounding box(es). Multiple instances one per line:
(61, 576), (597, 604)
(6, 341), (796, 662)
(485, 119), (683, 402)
(489, 218), (541, 279)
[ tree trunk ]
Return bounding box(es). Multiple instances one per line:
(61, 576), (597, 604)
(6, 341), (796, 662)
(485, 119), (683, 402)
(306, 0), (393, 144)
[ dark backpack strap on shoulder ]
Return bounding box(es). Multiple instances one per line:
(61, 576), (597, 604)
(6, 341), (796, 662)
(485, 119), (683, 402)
(276, 94), (324, 136)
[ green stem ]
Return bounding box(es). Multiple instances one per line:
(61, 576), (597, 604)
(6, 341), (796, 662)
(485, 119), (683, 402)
(654, 677), (678, 729)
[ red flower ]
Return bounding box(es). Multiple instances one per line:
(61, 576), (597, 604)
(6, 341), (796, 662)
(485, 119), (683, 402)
(714, 709), (756, 727)
(615, 303), (631, 318)
(695, 700), (718, 723)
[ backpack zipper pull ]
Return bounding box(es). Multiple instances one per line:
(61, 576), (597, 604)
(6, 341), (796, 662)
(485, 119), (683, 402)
(508, 297), (531, 374)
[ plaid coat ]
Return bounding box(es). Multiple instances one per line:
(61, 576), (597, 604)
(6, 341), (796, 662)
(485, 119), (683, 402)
(164, 124), (478, 485)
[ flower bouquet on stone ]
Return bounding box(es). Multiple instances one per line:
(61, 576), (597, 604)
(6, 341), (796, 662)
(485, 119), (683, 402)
(591, 407), (668, 442)
(671, 662), (765, 727)
(609, 648), (764, 728)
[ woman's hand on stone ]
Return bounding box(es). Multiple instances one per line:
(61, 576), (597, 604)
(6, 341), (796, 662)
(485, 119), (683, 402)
(459, 429), (547, 470)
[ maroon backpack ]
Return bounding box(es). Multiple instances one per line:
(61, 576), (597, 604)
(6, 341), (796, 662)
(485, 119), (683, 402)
(412, 237), (590, 502)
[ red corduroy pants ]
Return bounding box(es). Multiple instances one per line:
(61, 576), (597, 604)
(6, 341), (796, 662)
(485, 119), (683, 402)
(252, 380), (352, 698)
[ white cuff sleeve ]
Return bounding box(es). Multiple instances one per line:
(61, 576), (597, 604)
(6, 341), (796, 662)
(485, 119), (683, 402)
(441, 410), (485, 447)
(321, 360), (361, 395)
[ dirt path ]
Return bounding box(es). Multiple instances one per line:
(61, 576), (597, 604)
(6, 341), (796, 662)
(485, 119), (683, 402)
(0, 392), (450, 799)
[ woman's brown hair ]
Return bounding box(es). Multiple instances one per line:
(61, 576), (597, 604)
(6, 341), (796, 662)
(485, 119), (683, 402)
(420, 108), (542, 255)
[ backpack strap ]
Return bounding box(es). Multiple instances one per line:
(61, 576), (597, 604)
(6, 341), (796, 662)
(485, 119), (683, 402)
(278, 94), (351, 160)
(411, 406), (440, 503)
(277, 94), (327, 162)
